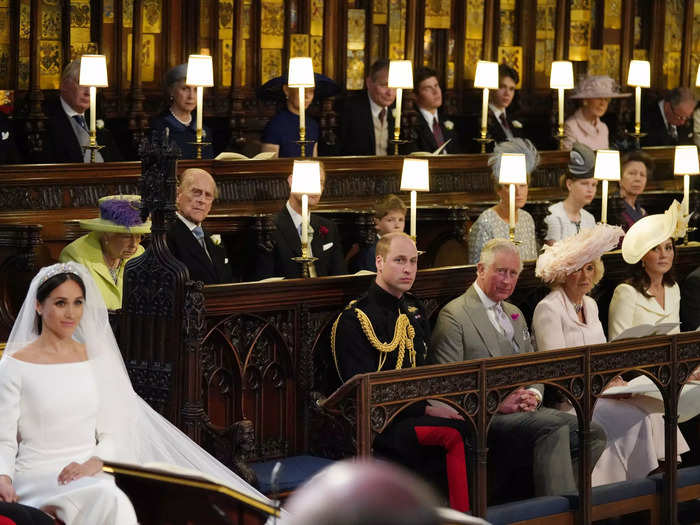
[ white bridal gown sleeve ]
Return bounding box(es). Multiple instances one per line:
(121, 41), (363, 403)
(0, 357), (137, 525)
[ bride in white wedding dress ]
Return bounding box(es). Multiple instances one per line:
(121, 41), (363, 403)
(0, 262), (276, 524)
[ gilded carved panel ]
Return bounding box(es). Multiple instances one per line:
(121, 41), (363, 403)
(425, 0), (451, 29)
(261, 48), (282, 84)
(40, 0), (62, 89)
(464, 0), (483, 81)
(604, 0), (621, 29)
(389, 0), (406, 59)
(19, 0), (30, 89)
(311, 35), (322, 72)
(103, 0), (114, 22)
(603, 44), (620, 82)
(220, 39), (232, 87)
(498, 46), (522, 88)
(347, 8), (365, 90)
(290, 33), (309, 56)
(142, 0), (162, 33)
(664, 0), (683, 88)
(374, 0), (388, 24)
(499, 0), (516, 47)
(310, 0), (324, 36)
(261, 0), (284, 49)
(70, 0), (92, 44)
(219, 0), (233, 40)
(569, 4), (591, 61)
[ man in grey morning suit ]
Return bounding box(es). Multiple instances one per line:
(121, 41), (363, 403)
(430, 238), (606, 496)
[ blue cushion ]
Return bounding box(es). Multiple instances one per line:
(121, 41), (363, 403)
(650, 464), (700, 489)
(564, 478), (656, 508)
(486, 496), (570, 525)
(250, 455), (334, 494)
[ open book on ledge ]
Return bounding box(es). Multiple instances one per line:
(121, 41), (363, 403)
(610, 322), (679, 341)
(600, 375), (700, 423)
(408, 139), (452, 157)
(215, 151), (277, 161)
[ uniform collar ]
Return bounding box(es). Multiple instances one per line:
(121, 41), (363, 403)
(369, 281), (403, 310)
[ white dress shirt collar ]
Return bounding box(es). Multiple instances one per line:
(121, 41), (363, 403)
(658, 99), (672, 131)
(60, 97), (84, 118)
(489, 104), (505, 120)
(176, 212), (200, 231)
(368, 94), (386, 120)
(418, 106), (438, 126)
(286, 200), (303, 234)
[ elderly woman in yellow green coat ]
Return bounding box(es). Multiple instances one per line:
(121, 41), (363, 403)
(59, 195), (150, 310)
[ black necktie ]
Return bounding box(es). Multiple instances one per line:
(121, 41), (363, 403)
(73, 114), (88, 132)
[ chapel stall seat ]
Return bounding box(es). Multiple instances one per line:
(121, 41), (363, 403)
(485, 496), (573, 525)
(563, 477), (659, 523)
(651, 464), (700, 512)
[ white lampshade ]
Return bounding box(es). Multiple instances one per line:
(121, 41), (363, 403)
(288, 57), (315, 88)
(186, 54), (214, 87)
(627, 60), (650, 88)
(498, 154), (527, 184)
(696, 64), (700, 87)
(674, 145), (700, 175)
(388, 60), (413, 89)
(474, 61), (499, 89)
(79, 55), (108, 87)
(549, 61), (574, 89)
(594, 150), (621, 181)
(400, 158), (430, 192)
(291, 160), (322, 195)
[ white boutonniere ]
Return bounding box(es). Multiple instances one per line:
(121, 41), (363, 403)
(96, 119), (105, 130)
(210, 234), (222, 246)
(444, 120), (454, 130)
(1, 131), (8, 141)
(512, 120), (523, 129)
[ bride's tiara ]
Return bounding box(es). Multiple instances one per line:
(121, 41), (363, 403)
(37, 262), (83, 287)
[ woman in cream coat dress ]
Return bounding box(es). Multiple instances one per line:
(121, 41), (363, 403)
(532, 223), (687, 486)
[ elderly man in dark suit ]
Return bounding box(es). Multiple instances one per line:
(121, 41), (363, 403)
(408, 67), (459, 154)
(338, 59), (396, 156)
(641, 87), (696, 147)
(44, 59), (122, 163)
(255, 164), (346, 279)
(431, 238), (606, 497)
(167, 168), (232, 284)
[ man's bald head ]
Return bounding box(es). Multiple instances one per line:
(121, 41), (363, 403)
(177, 168), (217, 225)
(282, 459), (440, 525)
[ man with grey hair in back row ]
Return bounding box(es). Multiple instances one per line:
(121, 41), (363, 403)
(431, 238), (606, 498)
(44, 59), (122, 163)
(641, 87), (696, 147)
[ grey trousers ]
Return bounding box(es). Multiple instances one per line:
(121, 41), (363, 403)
(489, 407), (607, 496)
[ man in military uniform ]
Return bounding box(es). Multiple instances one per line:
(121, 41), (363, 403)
(332, 232), (470, 512)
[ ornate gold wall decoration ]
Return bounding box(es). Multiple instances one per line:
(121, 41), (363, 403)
(261, 48), (282, 83)
(242, 0), (251, 39)
(425, 0), (451, 29)
(0, 46), (9, 89)
(41, 0), (61, 39)
(142, 0), (162, 33)
(310, 0), (324, 36)
(70, 0), (91, 44)
(603, 44), (620, 81)
(389, 0), (406, 59)
(534, 0), (555, 87)
(39, 40), (61, 89)
(290, 33), (309, 56)
(261, 0), (284, 49)
(499, 0), (515, 46)
(346, 49), (365, 90)
(498, 46), (522, 87)
(423, 29), (433, 65)
(464, 39), (481, 81)
(123, 0), (134, 28)
(311, 36), (322, 72)
(587, 48), (604, 75)
(603, 0), (621, 29)
(0, 8), (9, 45)
(664, 0), (683, 87)
(219, 0), (233, 40)
(20, 0), (30, 39)
(0, 1), (8, 7)
(446, 61), (454, 89)
(199, 0), (210, 39)
(665, 52), (681, 89)
(348, 9), (365, 50)
(466, 0), (483, 40)
(127, 33), (155, 82)
(0, 90), (11, 105)
(19, 0), (30, 89)
(220, 39), (232, 86)
(103, 0), (114, 22)
(70, 42), (97, 61)
(569, 7), (591, 61)
(691, 0), (700, 93)
(373, 0), (388, 24)
(633, 49), (647, 60)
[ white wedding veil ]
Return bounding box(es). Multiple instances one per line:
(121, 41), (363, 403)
(3, 262), (275, 507)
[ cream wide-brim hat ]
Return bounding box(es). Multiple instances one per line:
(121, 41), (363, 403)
(79, 195), (152, 234)
(621, 200), (688, 264)
(569, 75), (632, 99)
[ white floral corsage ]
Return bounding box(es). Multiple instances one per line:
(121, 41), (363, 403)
(96, 119), (105, 130)
(512, 120), (523, 129)
(444, 120), (454, 130)
(210, 234), (222, 246)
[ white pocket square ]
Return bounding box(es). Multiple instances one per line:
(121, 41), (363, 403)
(224, 258), (229, 264)
(1, 131), (8, 141)
(323, 242), (334, 251)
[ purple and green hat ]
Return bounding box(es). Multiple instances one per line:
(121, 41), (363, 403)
(80, 195), (151, 234)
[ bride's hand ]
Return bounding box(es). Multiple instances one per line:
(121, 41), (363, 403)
(58, 458), (104, 485)
(0, 474), (17, 502)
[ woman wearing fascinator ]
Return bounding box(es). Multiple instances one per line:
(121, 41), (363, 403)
(467, 138), (539, 264)
(0, 263), (276, 524)
(532, 224), (689, 486)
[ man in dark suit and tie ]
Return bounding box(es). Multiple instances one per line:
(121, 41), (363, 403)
(338, 59), (396, 156)
(485, 64), (523, 150)
(44, 59), (122, 163)
(641, 87), (695, 147)
(167, 168), (233, 284)
(255, 164), (347, 279)
(408, 67), (459, 154)
(431, 238), (606, 497)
